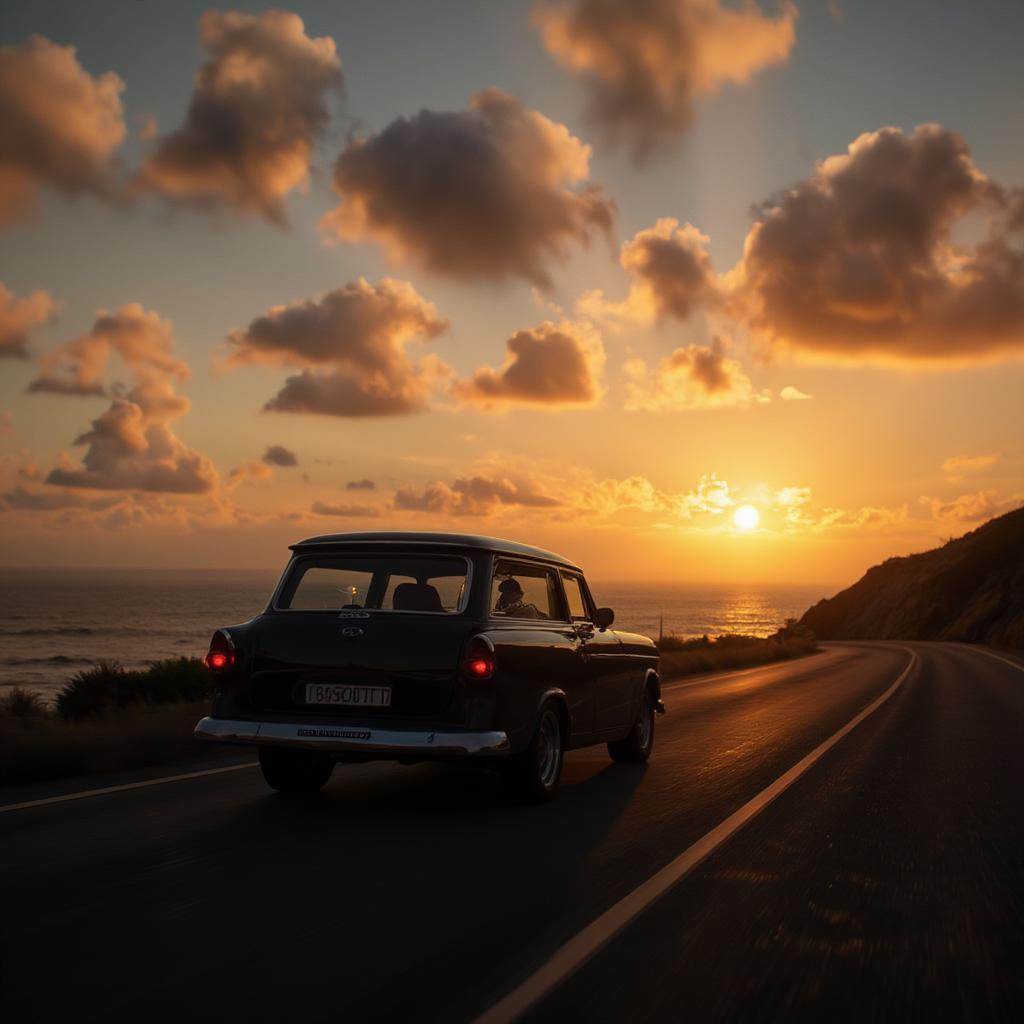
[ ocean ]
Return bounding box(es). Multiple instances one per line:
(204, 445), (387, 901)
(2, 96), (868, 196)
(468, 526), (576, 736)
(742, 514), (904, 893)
(0, 568), (836, 701)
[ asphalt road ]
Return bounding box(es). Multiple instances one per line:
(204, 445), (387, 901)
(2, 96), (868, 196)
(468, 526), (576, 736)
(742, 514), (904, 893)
(2, 642), (1022, 1022)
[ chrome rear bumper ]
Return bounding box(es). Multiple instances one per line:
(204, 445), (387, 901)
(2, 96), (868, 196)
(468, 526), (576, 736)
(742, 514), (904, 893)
(194, 716), (510, 757)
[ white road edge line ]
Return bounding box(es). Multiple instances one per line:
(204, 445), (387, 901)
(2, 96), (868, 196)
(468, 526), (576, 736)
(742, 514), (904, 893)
(661, 646), (850, 693)
(0, 761), (259, 814)
(474, 647), (917, 1024)
(961, 645), (1024, 674)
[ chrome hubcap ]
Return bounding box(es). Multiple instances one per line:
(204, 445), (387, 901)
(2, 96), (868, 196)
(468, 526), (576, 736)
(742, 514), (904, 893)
(637, 693), (653, 750)
(537, 710), (561, 787)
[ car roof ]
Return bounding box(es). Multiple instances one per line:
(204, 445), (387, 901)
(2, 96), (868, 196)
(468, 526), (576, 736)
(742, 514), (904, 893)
(290, 531), (581, 570)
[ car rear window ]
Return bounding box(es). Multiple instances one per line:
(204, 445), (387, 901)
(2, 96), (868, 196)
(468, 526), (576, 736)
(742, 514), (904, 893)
(277, 555), (468, 613)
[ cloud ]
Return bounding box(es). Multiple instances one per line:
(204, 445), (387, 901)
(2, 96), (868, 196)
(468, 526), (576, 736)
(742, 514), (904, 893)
(138, 10), (341, 223)
(2, 486), (120, 511)
(262, 444), (298, 467)
(940, 453), (997, 476)
(779, 385), (813, 400)
(624, 339), (770, 410)
(31, 304), (217, 494)
(394, 475), (562, 516)
(0, 411), (12, 432)
(732, 124), (1024, 362)
(532, 0), (797, 162)
(346, 478), (376, 491)
(310, 500), (380, 518)
(321, 88), (614, 286)
(226, 277), (449, 417)
(228, 460), (273, 488)
(581, 218), (717, 323)
(920, 490), (1020, 524)
(454, 320), (604, 408)
(0, 35), (126, 224)
(0, 284), (58, 357)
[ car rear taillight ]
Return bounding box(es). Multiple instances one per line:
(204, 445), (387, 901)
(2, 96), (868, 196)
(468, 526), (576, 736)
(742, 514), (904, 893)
(205, 631), (236, 672)
(461, 637), (495, 681)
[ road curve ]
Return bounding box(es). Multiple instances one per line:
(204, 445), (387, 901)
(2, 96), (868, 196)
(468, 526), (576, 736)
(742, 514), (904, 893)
(1, 642), (1021, 1022)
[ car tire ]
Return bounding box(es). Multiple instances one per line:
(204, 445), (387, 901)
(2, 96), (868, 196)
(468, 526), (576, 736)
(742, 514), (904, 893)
(258, 747), (335, 795)
(608, 684), (655, 764)
(506, 702), (565, 802)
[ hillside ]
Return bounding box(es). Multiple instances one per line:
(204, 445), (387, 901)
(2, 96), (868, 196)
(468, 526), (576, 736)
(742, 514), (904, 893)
(800, 505), (1024, 648)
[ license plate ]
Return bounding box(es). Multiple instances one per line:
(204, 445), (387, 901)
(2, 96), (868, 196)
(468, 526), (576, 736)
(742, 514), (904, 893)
(304, 683), (391, 707)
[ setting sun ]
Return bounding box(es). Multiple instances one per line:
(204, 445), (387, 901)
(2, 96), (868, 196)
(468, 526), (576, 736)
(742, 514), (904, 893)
(733, 505), (760, 532)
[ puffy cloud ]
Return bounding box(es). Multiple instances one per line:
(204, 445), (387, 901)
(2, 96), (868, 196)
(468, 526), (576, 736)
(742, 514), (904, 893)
(732, 124), (1024, 362)
(581, 218), (717, 323)
(533, 0), (797, 161)
(394, 475), (562, 517)
(262, 444), (298, 467)
(310, 501), (380, 518)
(228, 460), (274, 487)
(2, 486), (119, 511)
(321, 88), (614, 286)
(29, 303), (188, 397)
(624, 339), (769, 410)
(0, 35), (126, 224)
(779, 385), (813, 401)
(225, 277), (449, 417)
(921, 490), (1020, 525)
(454, 320), (604, 408)
(346, 478), (376, 491)
(31, 304), (217, 494)
(138, 10), (341, 223)
(0, 284), (58, 357)
(940, 453), (997, 476)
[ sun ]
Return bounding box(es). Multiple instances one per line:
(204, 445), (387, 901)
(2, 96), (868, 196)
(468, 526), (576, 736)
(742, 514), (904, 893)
(733, 504), (760, 532)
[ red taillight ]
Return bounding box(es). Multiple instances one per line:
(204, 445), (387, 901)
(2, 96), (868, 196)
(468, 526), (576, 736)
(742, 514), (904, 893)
(462, 639), (495, 681)
(205, 650), (233, 671)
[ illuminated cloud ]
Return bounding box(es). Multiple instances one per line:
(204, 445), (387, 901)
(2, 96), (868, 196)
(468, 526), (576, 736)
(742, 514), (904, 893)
(779, 385), (813, 401)
(346, 478), (376, 491)
(321, 88), (614, 286)
(138, 10), (341, 223)
(226, 278), (449, 417)
(262, 444), (298, 467)
(921, 490), (1021, 524)
(32, 305), (218, 494)
(227, 460), (274, 488)
(0, 284), (58, 357)
(310, 500), (380, 518)
(532, 0), (797, 161)
(940, 453), (997, 476)
(2, 486), (119, 512)
(454, 321), (604, 408)
(394, 476), (562, 516)
(624, 339), (769, 410)
(732, 124), (1024, 362)
(0, 35), (126, 224)
(581, 218), (717, 323)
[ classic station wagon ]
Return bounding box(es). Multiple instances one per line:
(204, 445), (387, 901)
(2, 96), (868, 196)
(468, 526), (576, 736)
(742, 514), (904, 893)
(195, 532), (662, 800)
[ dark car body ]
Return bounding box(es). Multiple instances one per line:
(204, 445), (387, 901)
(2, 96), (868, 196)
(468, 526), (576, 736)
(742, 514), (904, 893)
(195, 533), (660, 789)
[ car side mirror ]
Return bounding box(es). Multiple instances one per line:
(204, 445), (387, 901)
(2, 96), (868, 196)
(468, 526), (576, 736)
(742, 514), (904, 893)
(594, 607), (615, 630)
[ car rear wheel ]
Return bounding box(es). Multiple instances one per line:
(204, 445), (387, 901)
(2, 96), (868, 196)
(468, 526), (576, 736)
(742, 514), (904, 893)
(608, 685), (655, 764)
(506, 702), (564, 802)
(259, 747), (335, 795)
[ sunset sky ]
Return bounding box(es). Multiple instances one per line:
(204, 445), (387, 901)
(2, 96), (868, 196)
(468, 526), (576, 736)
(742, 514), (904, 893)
(1, 0), (1022, 584)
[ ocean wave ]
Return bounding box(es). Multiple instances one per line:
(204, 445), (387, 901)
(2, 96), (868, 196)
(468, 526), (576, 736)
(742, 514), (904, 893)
(3, 654), (85, 667)
(0, 626), (95, 637)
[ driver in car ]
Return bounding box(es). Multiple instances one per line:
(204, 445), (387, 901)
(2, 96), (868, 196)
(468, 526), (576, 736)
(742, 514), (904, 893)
(494, 577), (544, 618)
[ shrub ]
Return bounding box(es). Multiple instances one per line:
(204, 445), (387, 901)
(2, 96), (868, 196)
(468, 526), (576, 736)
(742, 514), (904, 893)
(0, 686), (49, 718)
(56, 658), (212, 720)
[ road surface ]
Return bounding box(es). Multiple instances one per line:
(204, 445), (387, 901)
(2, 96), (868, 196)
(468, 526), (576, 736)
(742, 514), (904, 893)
(2, 642), (1022, 1022)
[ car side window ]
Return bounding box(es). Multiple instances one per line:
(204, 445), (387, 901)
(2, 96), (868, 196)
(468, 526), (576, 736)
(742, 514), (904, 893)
(491, 560), (564, 621)
(561, 573), (592, 622)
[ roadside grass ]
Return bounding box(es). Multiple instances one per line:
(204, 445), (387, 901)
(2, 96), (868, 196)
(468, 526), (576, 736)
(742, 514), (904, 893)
(1, 659), (217, 788)
(657, 622), (819, 680)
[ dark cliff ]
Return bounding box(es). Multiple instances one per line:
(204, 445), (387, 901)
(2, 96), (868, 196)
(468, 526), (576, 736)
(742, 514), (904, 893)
(800, 505), (1024, 647)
